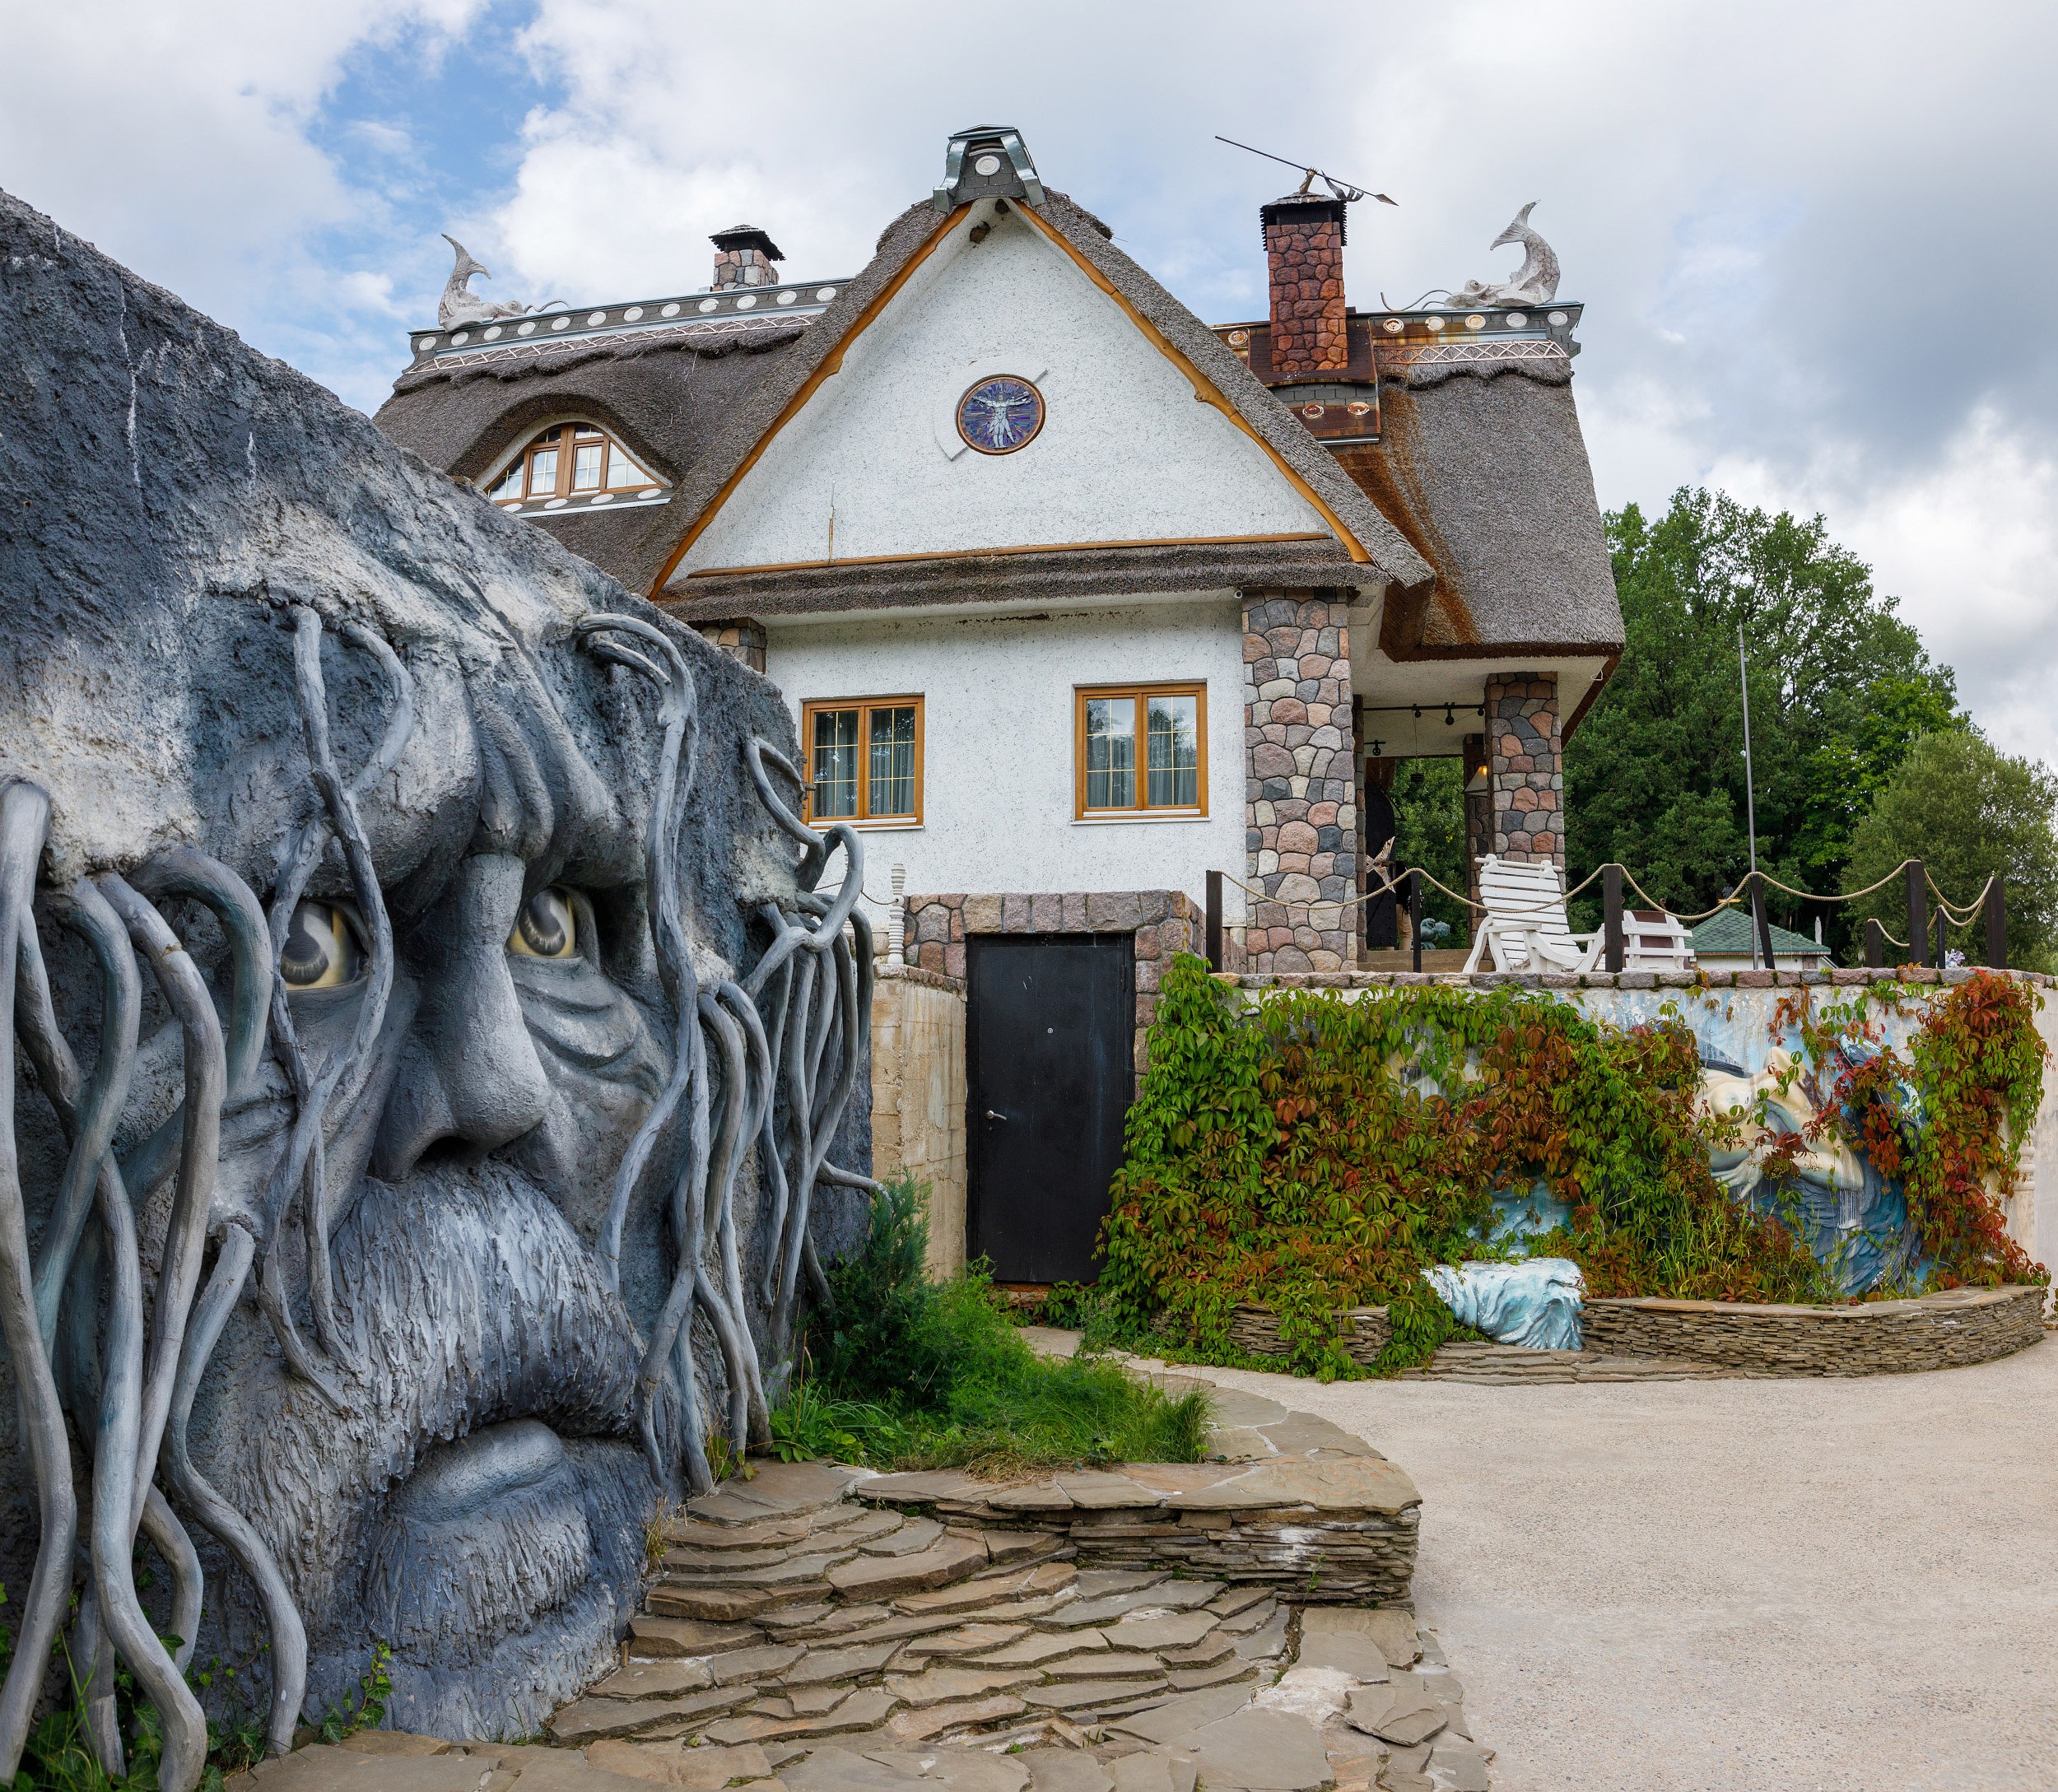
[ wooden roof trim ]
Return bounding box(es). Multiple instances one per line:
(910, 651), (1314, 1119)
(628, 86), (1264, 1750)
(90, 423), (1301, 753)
(1012, 202), (1373, 567)
(650, 205), (973, 594)
(687, 530), (1334, 579)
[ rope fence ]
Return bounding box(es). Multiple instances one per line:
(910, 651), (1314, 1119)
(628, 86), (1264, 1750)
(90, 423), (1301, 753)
(1199, 855), (2012, 977)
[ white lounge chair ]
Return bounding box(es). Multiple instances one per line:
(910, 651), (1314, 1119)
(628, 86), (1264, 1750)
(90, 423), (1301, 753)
(1622, 907), (1697, 972)
(1462, 854), (1602, 974)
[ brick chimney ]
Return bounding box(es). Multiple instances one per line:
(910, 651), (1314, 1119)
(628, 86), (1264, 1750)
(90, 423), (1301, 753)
(710, 225), (784, 291)
(1260, 193), (1348, 378)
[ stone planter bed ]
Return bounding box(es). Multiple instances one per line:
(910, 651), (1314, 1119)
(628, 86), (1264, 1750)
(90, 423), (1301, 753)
(1222, 1285), (2046, 1381)
(1581, 1283), (2046, 1375)
(1227, 1302), (1391, 1370)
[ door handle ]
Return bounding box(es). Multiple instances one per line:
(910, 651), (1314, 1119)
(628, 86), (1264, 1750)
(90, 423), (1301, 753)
(985, 1110), (1008, 1122)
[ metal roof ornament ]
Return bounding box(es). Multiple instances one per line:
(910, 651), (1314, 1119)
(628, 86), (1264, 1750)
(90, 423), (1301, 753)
(437, 235), (532, 329)
(1448, 203), (1561, 309)
(933, 126), (1045, 213)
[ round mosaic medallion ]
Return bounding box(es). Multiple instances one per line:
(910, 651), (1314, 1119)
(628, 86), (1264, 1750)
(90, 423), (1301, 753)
(956, 375), (1045, 455)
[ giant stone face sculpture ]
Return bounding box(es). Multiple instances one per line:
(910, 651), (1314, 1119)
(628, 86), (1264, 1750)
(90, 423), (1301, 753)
(0, 190), (871, 1784)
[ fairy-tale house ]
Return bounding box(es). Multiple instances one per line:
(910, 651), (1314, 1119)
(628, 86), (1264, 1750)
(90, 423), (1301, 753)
(375, 125), (1622, 1282)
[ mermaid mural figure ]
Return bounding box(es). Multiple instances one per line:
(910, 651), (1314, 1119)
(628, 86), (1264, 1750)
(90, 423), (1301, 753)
(0, 189), (869, 1784)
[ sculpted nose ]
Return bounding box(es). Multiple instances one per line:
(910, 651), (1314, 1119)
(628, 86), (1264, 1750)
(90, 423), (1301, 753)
(373, 854), (553, 1176)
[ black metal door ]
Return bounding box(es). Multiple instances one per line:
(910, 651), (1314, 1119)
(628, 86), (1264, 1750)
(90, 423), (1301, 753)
(966, 933), (1134, 1284)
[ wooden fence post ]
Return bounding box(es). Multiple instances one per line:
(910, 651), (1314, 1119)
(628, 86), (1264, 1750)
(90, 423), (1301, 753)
(1409, 868), (1423, 975)
(1934, 907), (1948, 970)
(1603, 863), (1625, 973)
(1751, 873), (1776, 971)
(1986, 880), (2008, 969)
(1865, 919), (1884, 969)
(1205, 870), (1223, 973)
(1904, 861), (1926, 968)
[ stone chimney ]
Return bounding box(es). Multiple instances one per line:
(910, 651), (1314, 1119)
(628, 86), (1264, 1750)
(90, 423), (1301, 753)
(710, 225), (784, 291)
(1260, 193), (1348, 378)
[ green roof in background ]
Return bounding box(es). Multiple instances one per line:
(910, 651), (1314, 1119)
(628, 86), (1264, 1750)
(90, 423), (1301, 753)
(1687, 906), (1823, 958)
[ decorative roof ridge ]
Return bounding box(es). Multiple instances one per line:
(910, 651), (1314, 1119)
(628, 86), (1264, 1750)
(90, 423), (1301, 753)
(390, 316), (812, 395)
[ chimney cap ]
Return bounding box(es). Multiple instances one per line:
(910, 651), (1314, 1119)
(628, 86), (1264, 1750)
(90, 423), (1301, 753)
(1259, 191), (1348, 244)
(710, 225), (784, 261)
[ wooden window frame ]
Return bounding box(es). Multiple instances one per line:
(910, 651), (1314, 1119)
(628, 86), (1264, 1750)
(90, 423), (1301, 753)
(1073, 682), (1208, 819)
(799, 695), (925, 828)
(487, 423), (661, 505)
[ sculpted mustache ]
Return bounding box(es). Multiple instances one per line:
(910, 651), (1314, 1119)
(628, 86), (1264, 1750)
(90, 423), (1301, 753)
(206, 1162), (648, 1630)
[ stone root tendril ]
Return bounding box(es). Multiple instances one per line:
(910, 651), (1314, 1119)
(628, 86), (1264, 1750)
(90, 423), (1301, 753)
(0, 607), (407, 1786)
(580, 624), (873, 1496)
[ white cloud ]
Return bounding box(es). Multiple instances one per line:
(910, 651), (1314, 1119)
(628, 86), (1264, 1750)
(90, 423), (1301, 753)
(0, 0), (486, 336)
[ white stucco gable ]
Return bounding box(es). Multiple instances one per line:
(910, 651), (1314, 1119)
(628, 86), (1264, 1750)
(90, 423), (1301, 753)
(673, 202), (1339, 575)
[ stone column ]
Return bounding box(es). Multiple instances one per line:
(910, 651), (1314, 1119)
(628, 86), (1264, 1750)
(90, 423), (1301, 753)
(1242, 593), (1358, 971)
(1485, 673), (1562, 869)
(695, 617), (766, 674)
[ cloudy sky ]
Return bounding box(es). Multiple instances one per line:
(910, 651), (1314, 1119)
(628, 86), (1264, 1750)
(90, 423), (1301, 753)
(6, 0), (2053, 760)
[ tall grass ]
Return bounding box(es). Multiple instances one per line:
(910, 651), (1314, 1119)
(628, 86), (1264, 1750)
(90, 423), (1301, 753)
(778, 1177), (1209, 1475)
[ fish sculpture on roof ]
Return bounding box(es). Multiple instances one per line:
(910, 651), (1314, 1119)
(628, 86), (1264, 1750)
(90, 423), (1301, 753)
(1448, 202), (1562, 309)
(437, 234), (531, 328)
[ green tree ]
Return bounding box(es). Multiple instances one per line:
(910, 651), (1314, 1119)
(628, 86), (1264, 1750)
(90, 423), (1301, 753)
(1566, 488), (1962, 952)
(1388, 757), (1470, 942)
(1842, 732), (2058, 970)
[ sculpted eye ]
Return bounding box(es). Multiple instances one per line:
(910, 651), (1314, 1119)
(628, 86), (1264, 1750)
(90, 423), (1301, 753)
(509, 888), (576, 960)
(280, 902), (365, 991)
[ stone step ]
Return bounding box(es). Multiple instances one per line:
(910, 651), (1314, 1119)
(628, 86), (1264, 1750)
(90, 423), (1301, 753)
(827, 1530), (989, 1600)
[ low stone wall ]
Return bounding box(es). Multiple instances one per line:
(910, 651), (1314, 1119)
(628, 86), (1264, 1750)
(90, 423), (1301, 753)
(870, 962), (968, 1279)
(1584, 1284), (2046, 1375)
(1228, 1301), (1391, 1368)
(856, 1377), (1421, 1608)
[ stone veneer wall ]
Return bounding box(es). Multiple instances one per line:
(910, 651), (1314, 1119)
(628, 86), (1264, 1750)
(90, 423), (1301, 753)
(1485, 671), (1562, 869)
(1241, 593), (1358, 974)
(870, 962), (968, 1280)
(1583, 1285), (2045, 1374)
(693, 617), (766, 674)
(903, 890), (1203, 1073)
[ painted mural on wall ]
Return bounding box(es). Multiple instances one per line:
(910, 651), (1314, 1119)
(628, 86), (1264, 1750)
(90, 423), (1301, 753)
(1579, 984), (1982, 1297)
(0, 188), (871, 1785)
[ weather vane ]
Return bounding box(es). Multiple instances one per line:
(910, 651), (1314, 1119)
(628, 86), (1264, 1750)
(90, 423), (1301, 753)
(1214, 136), (1398, 207)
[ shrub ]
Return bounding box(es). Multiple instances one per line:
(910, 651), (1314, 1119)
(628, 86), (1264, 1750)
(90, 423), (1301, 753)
(790, 1178), (1209, 1473)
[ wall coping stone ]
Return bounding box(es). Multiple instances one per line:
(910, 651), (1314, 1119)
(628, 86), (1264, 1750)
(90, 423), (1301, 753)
(1213, 966), (2051, 993)
(875, 961), (966, 994)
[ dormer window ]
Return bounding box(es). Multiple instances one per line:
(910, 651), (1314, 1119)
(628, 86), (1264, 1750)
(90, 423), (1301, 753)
(486, 423), (661, 507)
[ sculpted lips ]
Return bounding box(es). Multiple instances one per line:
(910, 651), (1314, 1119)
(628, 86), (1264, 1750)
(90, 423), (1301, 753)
(367, 1420), (594, 1665)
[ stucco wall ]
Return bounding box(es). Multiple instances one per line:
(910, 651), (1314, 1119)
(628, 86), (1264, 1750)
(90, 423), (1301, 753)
(871, 963), (969, 1279)
(770, 598), (1250, 940)
(680, 202), (1330, 574)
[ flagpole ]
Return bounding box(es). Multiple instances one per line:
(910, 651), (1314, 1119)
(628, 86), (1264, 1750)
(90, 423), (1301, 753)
(1739, 621), (1762, 970)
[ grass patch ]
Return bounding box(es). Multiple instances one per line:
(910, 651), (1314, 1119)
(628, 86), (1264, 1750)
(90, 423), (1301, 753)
(773, 1177), (1210, 1476)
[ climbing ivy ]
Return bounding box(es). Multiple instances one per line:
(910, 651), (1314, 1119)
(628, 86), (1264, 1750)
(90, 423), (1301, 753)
(1781, 973), (2047, 1287)
(1094, 957), (2046, 1375)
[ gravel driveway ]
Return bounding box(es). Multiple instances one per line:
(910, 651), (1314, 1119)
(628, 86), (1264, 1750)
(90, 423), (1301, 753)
(1162, 1337), (2058, 1792)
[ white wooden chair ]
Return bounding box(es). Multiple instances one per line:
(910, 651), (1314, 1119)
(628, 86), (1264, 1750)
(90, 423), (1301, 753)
(1462, 854), (1602, 974)
(1622, 907), (1696, 972)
